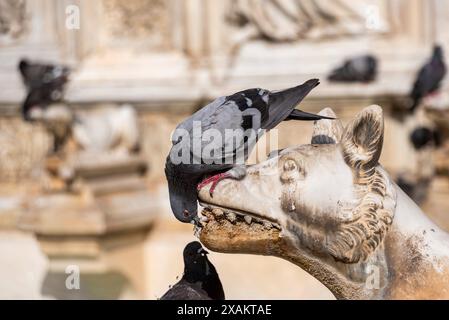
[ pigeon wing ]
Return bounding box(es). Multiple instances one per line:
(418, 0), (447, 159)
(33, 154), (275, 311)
(263, 79), (319, 129)
(195, 99), (247, 164)
(160, 280), (212, 300)
(171, 96), (250, 165)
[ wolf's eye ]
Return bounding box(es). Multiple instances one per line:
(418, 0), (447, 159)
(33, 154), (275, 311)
(281, 159), (304, 183)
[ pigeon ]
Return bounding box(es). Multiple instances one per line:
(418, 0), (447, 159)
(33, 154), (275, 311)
(328, 55), (377, 83)
(160, 241), (225, 300)
(410, 126), (441, 150)
(18, 58), (70, 121)
(409, 45), (447, 111)
(165, 79), (331, 223)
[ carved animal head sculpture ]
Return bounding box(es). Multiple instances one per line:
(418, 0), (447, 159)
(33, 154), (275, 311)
(197, 106), (449, 300)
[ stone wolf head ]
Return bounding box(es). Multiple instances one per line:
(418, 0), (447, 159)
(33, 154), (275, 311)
(198, 105), (397, 265)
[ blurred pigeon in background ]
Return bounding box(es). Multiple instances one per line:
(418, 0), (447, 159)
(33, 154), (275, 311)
(165, 79), (332, 224)
(328, 55), (378, 83)
(410, 126), (441, 150)
(409, 45), (447, 112)
(160, 241), (225, 300)
(18, 58), (70, 121)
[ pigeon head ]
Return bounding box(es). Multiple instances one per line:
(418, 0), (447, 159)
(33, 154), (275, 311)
(433, 45), (444, 59)
(18, 59), (29, 76)
(165, 159), (199, 223)
(167, 185), (198, 223)
(183, 241), (210, 282)
(410, 126), (439, 150)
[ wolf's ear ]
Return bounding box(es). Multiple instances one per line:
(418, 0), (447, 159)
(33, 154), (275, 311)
(311, 108), (343, 144)
(341, 105), (384, 177)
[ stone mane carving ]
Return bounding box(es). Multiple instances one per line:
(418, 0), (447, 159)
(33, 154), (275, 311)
(283, 108), (396, 263)
(329, 166), (395, 262)
(0, 0), (27, 43)
(197, 105), (449, 299)
(227, 0), (391, 42)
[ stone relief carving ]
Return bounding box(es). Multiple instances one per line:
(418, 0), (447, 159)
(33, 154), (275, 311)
(0, 0), (27, 44)
(0, 119), (50, 182)
(28, 103), (141, 187)
(101, 0), (171, 49)
(227, 0), (391, 42)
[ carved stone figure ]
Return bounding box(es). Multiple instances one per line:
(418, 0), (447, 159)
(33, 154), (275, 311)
(0, 0), (26, 43)
(0, 118), (50, 182)
(29, 103), (142, 189)
(197, 106), (449, 299)
(227, 0), (390, 42)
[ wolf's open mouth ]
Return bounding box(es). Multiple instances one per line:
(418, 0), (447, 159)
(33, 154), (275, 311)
(196, 202), (283, 254)
(199, 202), (281, 230)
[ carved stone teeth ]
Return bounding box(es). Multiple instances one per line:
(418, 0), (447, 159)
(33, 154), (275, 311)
(212, 208), (224, 217)
(206, 207), (281, 229)
(226, 212), (237, 223)
(252, 216), (262, 224)
(263, 221), (273, 229)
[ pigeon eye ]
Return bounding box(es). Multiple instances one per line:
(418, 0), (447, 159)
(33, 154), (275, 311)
(183, 209), (189, 217)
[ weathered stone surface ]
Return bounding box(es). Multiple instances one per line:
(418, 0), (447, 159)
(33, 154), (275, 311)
(0, 231), (49, 299)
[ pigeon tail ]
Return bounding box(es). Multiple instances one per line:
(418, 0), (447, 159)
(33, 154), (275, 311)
(286, 109), (335, 121)
(264, 79), (320, 129)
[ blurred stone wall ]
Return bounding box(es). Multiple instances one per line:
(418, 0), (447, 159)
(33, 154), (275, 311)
(0, 117), (50, 182)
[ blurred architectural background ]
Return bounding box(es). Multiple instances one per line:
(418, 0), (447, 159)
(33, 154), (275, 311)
(1, 0), (449, 299)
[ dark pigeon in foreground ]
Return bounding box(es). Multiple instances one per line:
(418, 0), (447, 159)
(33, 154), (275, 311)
(328, 55), (377, 83)
(409, 45), (447, 111)
(18, 58), (70, 121)
(160, 241), (225, 300)
(165, 79), (332, 223)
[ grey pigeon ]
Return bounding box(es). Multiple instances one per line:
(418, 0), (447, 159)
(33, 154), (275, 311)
(165, 79), (331, 223)
(328, 55), (377, 83)
(410, 45), (447, 111)
(18, 58), (70, 121)
(160, 241), (225, 300)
